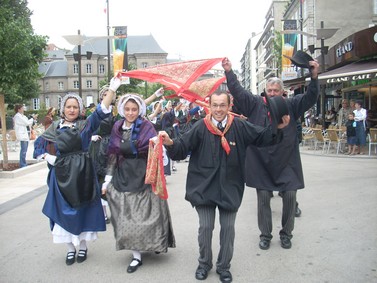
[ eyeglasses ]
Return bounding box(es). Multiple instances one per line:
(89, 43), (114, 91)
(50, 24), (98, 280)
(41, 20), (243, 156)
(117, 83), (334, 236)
(210, 104), (228, 109)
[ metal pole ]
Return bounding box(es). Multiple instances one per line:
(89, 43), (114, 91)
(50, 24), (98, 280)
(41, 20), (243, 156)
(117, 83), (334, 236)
(320, 21), (326, 129)
(107, 0), (111, 81)
(300, 0), (304, 78)
(78, 29), (82, 98)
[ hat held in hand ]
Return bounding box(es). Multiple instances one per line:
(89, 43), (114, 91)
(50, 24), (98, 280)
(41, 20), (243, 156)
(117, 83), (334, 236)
(283, 50), (314, 69)
(264, 95), (289, 133)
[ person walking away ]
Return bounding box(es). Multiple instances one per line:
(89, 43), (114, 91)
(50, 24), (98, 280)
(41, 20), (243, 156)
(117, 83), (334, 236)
(222, 56), (320, 250)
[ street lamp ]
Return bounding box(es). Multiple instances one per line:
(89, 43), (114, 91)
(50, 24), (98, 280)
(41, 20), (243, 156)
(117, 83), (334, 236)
(308, 21), (338, 129)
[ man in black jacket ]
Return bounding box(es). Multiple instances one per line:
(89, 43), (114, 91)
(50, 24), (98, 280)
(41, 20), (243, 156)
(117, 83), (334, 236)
(222, 57), (319, 250)
(160, 92), (289, 283)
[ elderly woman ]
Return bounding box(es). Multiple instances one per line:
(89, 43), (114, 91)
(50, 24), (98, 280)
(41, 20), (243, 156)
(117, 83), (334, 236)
(102, 93), (175, 274)
(33, 78), (120, 266)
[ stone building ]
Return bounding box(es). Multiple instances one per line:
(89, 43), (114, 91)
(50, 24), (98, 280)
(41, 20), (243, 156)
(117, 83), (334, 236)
(32, 34), (168, 110)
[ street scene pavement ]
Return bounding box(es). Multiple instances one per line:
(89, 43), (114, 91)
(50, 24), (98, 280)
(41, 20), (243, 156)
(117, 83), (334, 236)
(0, 144), (376, 283)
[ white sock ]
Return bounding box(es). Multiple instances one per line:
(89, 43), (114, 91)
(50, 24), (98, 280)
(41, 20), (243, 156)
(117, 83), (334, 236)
(130, 250), (141, 266)
(79, 240), (87, 251)
(67, 242), (75, 253)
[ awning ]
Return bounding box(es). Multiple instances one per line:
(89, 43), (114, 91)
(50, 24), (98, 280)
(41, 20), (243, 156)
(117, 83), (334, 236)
(306, 59), (377, 85)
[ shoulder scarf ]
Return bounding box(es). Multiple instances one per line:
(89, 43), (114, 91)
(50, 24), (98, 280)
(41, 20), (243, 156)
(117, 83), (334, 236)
(145, 135), (168, 199)
(203, 114), (234, 155)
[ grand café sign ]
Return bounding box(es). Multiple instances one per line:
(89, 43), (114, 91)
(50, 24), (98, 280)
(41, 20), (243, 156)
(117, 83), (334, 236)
(326, 72), (377, 84)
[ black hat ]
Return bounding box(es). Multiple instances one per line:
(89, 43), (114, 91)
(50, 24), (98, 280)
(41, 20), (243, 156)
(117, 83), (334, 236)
(283, 50), (314, 69)
(264, 95), (289, 133)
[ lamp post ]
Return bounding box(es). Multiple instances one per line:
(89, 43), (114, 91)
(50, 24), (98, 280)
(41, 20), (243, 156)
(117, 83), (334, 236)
(106, 0), (111, 81)
(308, 21), (338, 129)
(72, 30), (93, 98)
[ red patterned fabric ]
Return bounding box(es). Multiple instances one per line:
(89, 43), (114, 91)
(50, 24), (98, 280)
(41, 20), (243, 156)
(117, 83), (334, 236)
(145, 135), (168, 199)
(203, 114), (234, 155)
(119, 58), (224, 94)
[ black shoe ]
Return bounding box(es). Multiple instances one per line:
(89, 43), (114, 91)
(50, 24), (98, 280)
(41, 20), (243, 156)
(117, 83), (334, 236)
(76, 249), (88, 263)
(65, 251), (76, 265)
(216, 270), (233, 283)
(127, 258), (142, 273)
(195, 266), (208, 280)
(295, 203), (302, 217)
(259, 239), (270, 250)
(105, 217), (111, 224)
(280, 237), (292, 249)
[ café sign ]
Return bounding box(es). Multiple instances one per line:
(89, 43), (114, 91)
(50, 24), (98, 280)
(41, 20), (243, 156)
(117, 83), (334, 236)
(326, 71), (377, 84)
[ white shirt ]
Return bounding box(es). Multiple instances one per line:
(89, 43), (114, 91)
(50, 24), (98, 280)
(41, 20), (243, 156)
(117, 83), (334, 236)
(13, 113), (34, 141)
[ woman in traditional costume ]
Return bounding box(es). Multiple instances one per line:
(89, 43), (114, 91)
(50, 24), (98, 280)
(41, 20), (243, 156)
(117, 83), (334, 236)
(102, 93), (175, 273)
(33, 78), (120, 265)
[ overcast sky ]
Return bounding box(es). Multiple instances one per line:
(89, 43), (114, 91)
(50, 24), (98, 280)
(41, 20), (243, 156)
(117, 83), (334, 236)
(27, 0), (272, 70)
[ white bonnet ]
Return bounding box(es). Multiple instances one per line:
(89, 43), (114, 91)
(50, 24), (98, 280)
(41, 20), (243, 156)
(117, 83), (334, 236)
(117, 93), (146, 117)
(60, 92), (84, 117)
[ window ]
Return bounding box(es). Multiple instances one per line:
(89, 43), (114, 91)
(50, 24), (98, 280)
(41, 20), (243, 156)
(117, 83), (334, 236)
(45, 97), (50, 108)
(73, 64), (78, 74)
(74, 81), (79, 89)
(86, 80), (93, 88)
(142, 62), (148, 68)
(45, 82), (49, 91)
(32, 98), (40, 110)
(86, 95), (93, 107)
(99, 64), (105, 74)
(58, 81), (64, 90)
(86, 64), (92, 73)
(58, 96), (62, 112)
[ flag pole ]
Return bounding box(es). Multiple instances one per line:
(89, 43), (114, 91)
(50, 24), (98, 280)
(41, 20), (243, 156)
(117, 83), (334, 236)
(106, 0), (111, 81)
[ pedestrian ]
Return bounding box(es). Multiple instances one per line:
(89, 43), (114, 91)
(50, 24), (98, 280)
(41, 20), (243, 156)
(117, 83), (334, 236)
(159, 92), (289, 283)
(353, 100), (367, 154)
(101, 93), (175, 274)
(222, 54), (320, 250)
(345, 112), (357, 155)
(33, 77), (120, 265)
(13, 104), (37, 168)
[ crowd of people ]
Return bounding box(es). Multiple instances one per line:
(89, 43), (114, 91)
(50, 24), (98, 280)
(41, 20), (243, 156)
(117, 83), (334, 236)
(27, 54), (323, 283)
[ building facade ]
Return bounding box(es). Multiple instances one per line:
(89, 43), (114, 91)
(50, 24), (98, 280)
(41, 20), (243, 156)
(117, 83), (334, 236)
(33, 35), (168, 111)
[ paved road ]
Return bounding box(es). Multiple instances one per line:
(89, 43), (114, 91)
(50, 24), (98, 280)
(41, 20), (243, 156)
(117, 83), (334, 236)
(0, 153), (376, 283)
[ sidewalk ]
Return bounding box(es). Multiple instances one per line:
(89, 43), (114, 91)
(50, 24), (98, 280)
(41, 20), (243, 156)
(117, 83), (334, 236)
(0, 140), (49, 206)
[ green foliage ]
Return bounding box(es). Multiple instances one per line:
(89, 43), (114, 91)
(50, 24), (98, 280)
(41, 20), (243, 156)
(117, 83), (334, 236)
(273, 31), (283, 73)
(0, 0), (48, 105)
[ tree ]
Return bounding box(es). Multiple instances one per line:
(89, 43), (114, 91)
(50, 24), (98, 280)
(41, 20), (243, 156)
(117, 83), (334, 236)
(0, 0), (48, 105)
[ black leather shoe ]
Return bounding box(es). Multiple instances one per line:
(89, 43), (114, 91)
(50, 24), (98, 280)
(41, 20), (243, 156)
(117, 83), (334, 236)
(216, 270), (233, 283)
(281, 237), (292, 249)
(295, 203), (302, 217)
(127, 258), (142, 273)
(259, 239), (270, 250)
(195, 266), (208, 280)
(65, 251), (76, 265)
(77, 249), (88, 263)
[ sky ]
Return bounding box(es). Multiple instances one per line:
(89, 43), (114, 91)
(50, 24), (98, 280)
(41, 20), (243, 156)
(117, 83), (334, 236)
(27, 0), (272, 70)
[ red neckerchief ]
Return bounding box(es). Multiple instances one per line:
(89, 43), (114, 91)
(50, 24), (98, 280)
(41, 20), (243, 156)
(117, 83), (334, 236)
(145, 135), (168, 199)
(203, 114), (234, 155)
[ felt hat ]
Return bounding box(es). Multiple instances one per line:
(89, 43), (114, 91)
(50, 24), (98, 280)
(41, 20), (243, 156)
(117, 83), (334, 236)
(264, 95), (289, 133)
(283, 50), (314, 69)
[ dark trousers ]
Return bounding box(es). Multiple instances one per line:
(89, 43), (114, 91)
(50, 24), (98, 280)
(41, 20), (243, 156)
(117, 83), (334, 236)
(257, 190), (296, 240)
(19, 141), (28, 168)
(195, 205), (237, 272)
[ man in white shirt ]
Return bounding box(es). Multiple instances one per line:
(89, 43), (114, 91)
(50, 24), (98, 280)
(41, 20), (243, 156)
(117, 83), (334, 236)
(13, 104), (37, 167)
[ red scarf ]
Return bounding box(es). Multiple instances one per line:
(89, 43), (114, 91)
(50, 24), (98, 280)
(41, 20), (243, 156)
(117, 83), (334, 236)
(145, 135), (168, 199)
(203, 114), (234, 155)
